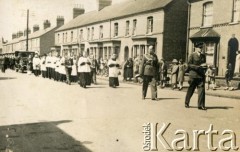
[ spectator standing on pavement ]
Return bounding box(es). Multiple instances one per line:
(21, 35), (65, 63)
(32, 53), (41, 76)
(159, 58), (168, 88)
(171, 59), (179, 90)
(140, 45), (159, 100)
(205, 65), (216, 90)
(225, 63), (234, 91)
(234, 50), (240, 77)
(185, 42), (207, 110)
(123, 58), (134, 81)
(177, 59), (185, 90)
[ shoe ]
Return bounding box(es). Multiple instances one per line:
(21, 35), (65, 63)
(198, 106), (207, 110)
(151, 98), (158, 101)
(185, 103), (189, 108)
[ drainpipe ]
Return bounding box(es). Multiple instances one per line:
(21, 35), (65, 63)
(186, 0), (191, 62)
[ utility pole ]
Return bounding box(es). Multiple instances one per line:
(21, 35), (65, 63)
(26, 9), (29, 51)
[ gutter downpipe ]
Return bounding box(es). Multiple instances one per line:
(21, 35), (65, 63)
(186, 0), (191, 62)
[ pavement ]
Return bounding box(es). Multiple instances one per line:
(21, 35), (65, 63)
(98, 75), (240, 99)
(0, 70), (240, 152)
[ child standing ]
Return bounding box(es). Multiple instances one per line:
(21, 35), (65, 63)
(225, 63), (234, 91)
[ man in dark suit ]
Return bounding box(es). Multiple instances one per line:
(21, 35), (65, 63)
(140, 46), (159, 100)
(185, 42), (207, 110)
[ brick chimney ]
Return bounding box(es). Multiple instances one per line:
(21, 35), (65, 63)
(56, 16), (65, 27)
(17, 31), (23, 38)
(73, 5), (85, 19)
(96, 0), (112, 11)
(33, 25), (40, 32)
(43, 20), (51, 29)
(24, 28), (31, 36)
(12, 33), (17, 39)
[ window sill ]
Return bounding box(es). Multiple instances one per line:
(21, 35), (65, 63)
(200, 25), (213, 29)
(229, 22), (239, 25)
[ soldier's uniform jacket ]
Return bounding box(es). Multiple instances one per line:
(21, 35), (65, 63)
(188, 52), (206, 79)
(140, 53), (159, 77)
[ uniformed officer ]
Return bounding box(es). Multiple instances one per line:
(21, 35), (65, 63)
(140, 46), (159, 100)
(185, 42), (207, 110)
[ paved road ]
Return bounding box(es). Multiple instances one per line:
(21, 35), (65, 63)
(0, 70), (240, 152)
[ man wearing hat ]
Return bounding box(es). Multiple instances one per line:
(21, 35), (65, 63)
(185, 42), (207, 110)
(140, 45), (159, 100)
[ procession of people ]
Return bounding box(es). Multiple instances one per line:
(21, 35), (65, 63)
(1, 44), (240, 110)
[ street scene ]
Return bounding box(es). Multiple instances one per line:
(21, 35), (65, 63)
(0, 0), (240, 151)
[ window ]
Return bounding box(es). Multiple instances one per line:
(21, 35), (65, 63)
(99, 25), (103, 39)
(58, 34), (60, 43)
(87, 28), (90, 40)
(233, 0), (240, 22)
(63, 33), (64, 43)
(80, 29), (83, 41)
(71, 31), (73, 42)
(65, 32), (67, 42)
(91, 27), (94, 40)
(114, 23), (118, 37)
(133, 19), (137, 35)
(147, 17), (153, 34)
(125, 21), (130, 36)
(203, 2), (213, 27)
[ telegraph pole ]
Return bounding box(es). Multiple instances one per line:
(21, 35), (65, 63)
(26, 9), (29, 51)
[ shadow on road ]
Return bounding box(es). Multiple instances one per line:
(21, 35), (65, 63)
(0, 120), (92, 152)
(188, 106), (234, 110)
(0, 77), (17, 80)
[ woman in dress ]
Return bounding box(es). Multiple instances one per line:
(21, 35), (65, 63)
(171, 59), (179, 89)
(177, 59), (185, 90)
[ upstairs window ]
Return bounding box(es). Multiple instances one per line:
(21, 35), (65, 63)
(233, 0), (240, 22)
(133, 19), (137, 35)
(87, 28), (90, 40)
(91, 27), (94, 40)
(203, 2), (213, 27)
(99, 25), (103, 39)
(114, 23), (118, 37)
(65, 32), (68, 42)
(125, 21), (130, 36)
(80, 29), (83, 41)
(71, 31), (73, 42)
(147, 17), (153, 34)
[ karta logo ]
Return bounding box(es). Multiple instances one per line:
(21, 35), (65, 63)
(142, 123), (239, 151)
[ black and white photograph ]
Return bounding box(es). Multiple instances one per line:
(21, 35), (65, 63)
(0, 0), (240, 151)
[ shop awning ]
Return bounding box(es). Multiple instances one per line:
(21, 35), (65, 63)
(190, 28), (220, 41)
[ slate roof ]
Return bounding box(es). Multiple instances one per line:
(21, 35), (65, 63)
(5, 27), (55, 45)
(56, 0), (173, 32)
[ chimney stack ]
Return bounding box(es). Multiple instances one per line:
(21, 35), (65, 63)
(12, 33), (17, 39)
(97, 0), (112, 11)
(24, 28), (31, 36)
(33, 25), (40, 32)
(43, 20), (51, 29)
(17, 31), (23, 38)
(56, 16), (65, 27)
(73, 4), (85, 19)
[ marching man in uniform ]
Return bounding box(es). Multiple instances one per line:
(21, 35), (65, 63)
(185, 42), (207, 110)
(140, 46), (159, 100)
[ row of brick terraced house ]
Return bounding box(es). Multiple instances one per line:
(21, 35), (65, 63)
(2, 0), (240, 76)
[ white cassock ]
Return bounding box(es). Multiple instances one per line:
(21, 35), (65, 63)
(108, 59), (119, 78)
(77, 57), (91, 73)
(71, 59), (77, 76)
(33, 57), (41, 70)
